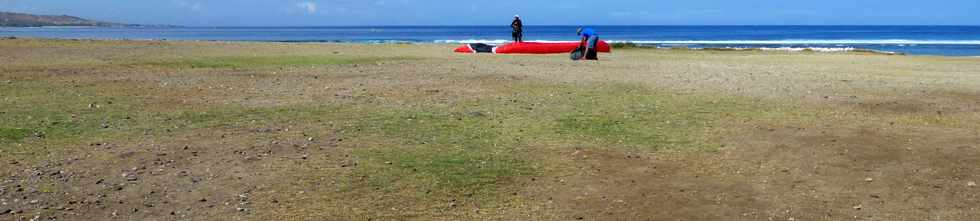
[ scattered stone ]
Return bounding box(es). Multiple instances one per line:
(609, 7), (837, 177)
(853, 204), (862, 210)
(968, 181), (977, 187)
(121, 173), (138, 181)
(864, 177), (873, 182)
(467, 111), (487, 118)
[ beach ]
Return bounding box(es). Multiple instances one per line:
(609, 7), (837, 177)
(1, 38), (979, 220)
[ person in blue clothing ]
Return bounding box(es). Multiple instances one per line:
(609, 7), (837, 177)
(576, 27), (599, 60)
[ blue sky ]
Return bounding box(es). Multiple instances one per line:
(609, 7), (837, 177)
(1, 0), (978, 26)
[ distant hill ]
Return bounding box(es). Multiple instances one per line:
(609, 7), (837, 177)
(0, 11), (126, 27)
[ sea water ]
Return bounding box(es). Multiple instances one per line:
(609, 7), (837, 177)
(2, 25), (980, 56)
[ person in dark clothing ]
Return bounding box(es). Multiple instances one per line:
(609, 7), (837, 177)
(511, 15), (523, 43)
(576, 27), (599, 60)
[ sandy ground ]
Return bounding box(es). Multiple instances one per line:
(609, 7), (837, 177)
(1, 39), (979, 220)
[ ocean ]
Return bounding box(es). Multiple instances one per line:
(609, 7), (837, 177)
(3, 25), (980, 56)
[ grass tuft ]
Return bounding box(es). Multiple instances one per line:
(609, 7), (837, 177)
(0, 127), (32, 142)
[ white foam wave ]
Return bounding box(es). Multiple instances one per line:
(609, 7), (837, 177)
(758, 47), (855, 52)
(704, 47), (899, 54)
(606, 39), (980, 45)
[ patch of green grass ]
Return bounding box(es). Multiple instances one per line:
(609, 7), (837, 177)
(556, 114), (665, 145)
(0, 81), (122, 147)
(333, 106), (533, 213)
(493, 83), (756, 151)
(362, 110), (501, 147)
(2, 65), (803, 218)
(0, 79), (332, 154)
(146, 55), (405, 69)
(2, 60), (793, 214)
(0, 127), (32, 142)
(363, 146), (528, 193)
(345, 106), (527, 191)
(335, 82), (773, 203)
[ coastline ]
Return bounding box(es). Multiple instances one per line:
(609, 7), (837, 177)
(4, 25), (980, 56)
(0, 36), (918, 56)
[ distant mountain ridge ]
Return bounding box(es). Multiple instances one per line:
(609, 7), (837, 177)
(0, 11), (125, 27)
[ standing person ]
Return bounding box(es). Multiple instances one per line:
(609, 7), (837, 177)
(511, 15), (523, 43)
(576, 27), (599, 60)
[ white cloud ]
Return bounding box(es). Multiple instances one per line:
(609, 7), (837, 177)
(296, 1), (317, 14)
(170, 0), (202, 12)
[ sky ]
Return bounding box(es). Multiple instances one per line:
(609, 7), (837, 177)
(1, 0), (979, 26)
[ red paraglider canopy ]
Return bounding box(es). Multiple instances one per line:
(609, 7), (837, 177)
(453, 41), (611, 54)
(495, 41), (611, 54)
(454, 45), (474, 53)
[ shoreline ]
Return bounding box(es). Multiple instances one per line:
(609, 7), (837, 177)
(0, 36), (928, 56)
(4, 25), (979, 56)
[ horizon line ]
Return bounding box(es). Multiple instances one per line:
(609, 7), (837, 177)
(104, 24), (980, 28)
